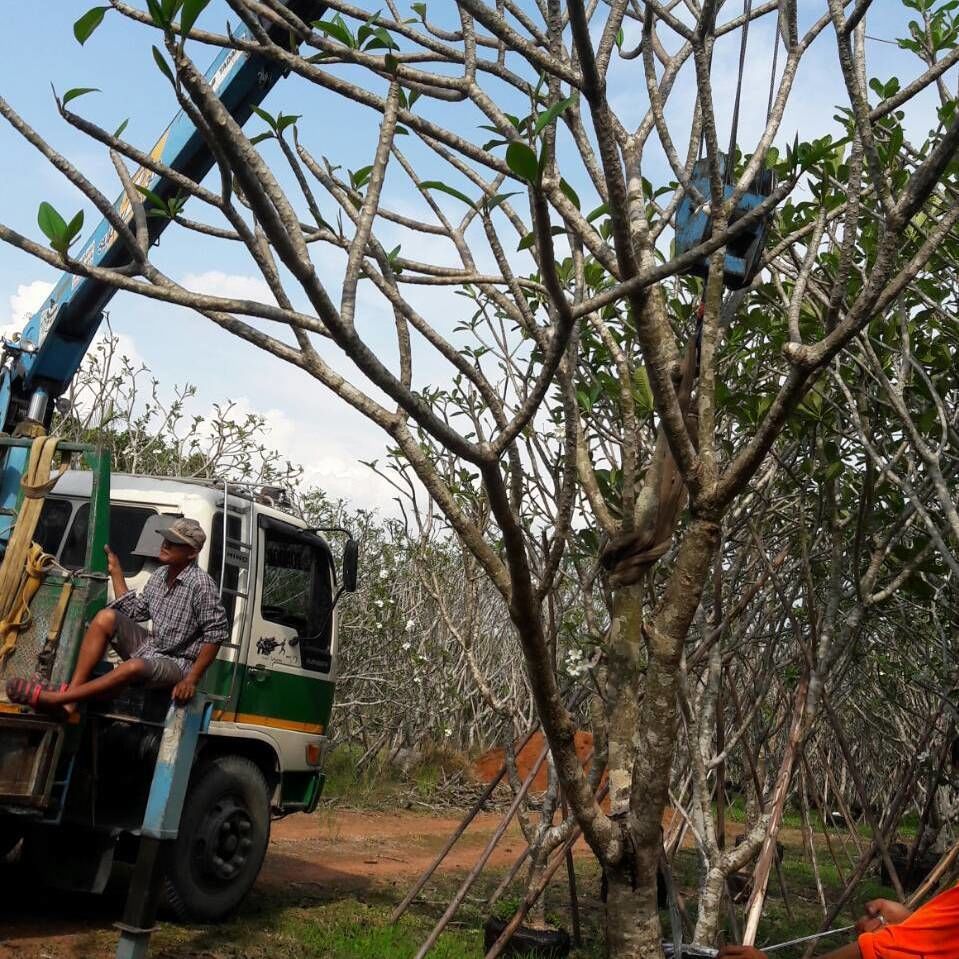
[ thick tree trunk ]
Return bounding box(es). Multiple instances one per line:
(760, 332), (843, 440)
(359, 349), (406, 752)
(693, 868), (726, 945)
(605, 853), (663, 958)
(604, 519), (721, 958)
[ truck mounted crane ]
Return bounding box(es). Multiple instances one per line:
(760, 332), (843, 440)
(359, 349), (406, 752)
(0, 6), (358, 958)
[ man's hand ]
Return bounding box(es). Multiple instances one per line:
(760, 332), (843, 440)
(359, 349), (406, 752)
(855, 898), (912, 933)
(172, 678), (197, 704)
(718, 948), (767, 959)
(104, 544), (121, 577)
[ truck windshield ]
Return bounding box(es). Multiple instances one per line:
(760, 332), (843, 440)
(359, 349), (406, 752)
(261, 527), (334, 672)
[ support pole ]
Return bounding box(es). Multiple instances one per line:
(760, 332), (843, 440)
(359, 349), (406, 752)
(412, 742), (550, 959)
(114, 697), (209, 959)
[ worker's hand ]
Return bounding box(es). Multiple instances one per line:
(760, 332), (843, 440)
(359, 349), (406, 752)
(172, 678), (196, 704)
(104, 544), (121, 577)
(856, 898), (912, 933)
(717, 947), (767, 959)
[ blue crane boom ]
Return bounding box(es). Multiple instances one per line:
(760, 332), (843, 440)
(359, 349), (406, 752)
(0, 2), (325, 437)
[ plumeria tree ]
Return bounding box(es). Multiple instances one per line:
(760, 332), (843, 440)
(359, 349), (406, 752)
(1, 0), (958, 953)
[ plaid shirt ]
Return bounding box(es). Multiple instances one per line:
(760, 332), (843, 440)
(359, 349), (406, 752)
(110, 562), (228, 671)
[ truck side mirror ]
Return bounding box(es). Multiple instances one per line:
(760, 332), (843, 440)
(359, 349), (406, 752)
(342, 538), (358, 592)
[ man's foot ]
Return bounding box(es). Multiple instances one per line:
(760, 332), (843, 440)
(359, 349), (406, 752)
(5, 677), (46, 708)
(5, 678), (71, 714)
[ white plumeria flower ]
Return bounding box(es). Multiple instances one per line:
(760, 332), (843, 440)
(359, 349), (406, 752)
(401, 641), (412, 651)
(378, 569), (389, 580)
(375, 622), (383, 630)
(374, 599), (384, 608)
(444, 728), (453, 738)
(405, 619), (416, 632)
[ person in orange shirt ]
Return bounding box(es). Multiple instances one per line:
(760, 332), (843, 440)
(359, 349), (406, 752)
(718, 887), (959, 959)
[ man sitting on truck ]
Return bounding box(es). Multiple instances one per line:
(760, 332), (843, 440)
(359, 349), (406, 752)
(5, 518), (227, 711)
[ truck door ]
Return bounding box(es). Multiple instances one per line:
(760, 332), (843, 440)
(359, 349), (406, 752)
(234, 517), (335, 735)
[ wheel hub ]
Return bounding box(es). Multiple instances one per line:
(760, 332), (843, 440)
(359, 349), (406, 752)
(194, 797), (254, 882)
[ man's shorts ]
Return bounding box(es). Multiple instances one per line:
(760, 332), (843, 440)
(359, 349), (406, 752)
(111, 613), (186, 688)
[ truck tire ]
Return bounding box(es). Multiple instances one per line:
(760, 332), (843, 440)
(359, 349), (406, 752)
(0, 821), (22, 862)
(165, 755), (271, 922)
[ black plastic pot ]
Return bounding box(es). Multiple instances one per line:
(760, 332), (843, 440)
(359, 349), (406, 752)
(483, 916), (571, 958)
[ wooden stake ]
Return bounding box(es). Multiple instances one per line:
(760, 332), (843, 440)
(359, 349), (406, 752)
(391, 725), (538, 924)
(412, 741), (550, 959)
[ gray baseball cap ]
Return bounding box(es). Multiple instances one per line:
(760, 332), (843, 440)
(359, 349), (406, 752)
(156, 517), (206, 550)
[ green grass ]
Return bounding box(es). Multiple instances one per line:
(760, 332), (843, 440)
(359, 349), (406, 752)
(27, 837), (903, 959)
(722, 797), (922, 841)
(320, 743), (472, 809)
(128, 869), (607, 959)
(18, 769), (923, 959)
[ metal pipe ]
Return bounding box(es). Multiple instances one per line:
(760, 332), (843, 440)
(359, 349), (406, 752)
(26, 387), (49, 423)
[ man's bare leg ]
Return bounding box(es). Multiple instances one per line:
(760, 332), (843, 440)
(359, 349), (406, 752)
(36, 657), (151, 709)
(65, 608), (119, 691)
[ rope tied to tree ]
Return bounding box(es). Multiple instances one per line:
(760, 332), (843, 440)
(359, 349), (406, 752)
(600, 327), (700, 588)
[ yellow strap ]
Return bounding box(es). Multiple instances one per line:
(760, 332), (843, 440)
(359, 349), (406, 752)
(0, 436), (64, 672)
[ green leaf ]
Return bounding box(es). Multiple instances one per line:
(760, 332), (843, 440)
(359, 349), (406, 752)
(485, 192), (520, 211)
(37, 202), (67, 244)
(276, 113), (301, 133)
(632, 366), (654, 415)
(506, 142), (539, 182)
(180, 0), (210, 35)
(824, 461), (844, 481)
(152, 46), (176, 85)
(249, 132), (273, 145)
(350, 165), (373, 190)
(65, 210), (85, 242)
(62, 87), (100, 106)
(134, 184), (166, 210)
(412, 2), (427, 19)
(74, 7), (108, 44)
(533, 96), (575, 136)
(559, 178), (580, 210)
(517, 225), (565, 251)
(146, 0), (168, 27)
(366, 26), (399, 50)
(420, 180), (476, 208)
(114, 118), (129, 138)
(586, 202), (609, 223)
(251, 105), (277, 131)
(314, 15), (355, 47)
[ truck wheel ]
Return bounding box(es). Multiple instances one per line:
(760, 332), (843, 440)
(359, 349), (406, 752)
(0, 822), (22, 862)
(165, 755), (271, 922)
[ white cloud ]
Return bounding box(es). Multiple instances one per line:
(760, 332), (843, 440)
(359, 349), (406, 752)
(4, 280), (54, 338)
(192, 396), (399, 512)
(181, 270), (277, 304)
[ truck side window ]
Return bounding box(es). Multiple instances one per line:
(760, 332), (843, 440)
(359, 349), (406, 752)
(35, 498), (74, 557)
(261, 530), (334, 672)
(61, 504), (158, 575)
(261, 538), (312, 632)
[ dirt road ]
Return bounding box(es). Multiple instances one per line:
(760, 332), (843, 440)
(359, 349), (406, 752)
(0, 808), (578, 958)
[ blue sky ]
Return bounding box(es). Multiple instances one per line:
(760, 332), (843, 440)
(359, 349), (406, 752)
(0, 2), (948, 511)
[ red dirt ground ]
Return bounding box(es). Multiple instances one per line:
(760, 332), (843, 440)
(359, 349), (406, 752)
(0, 808), (593, 958)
